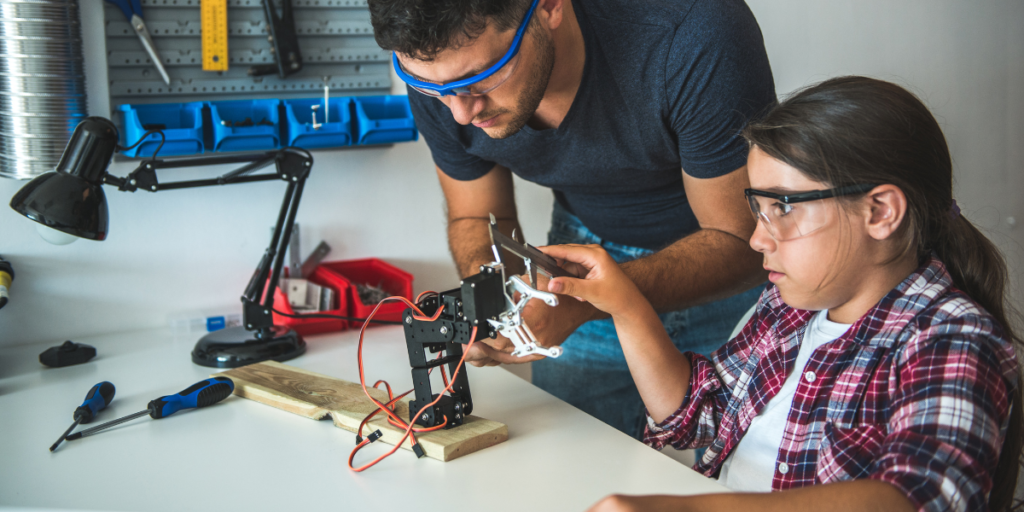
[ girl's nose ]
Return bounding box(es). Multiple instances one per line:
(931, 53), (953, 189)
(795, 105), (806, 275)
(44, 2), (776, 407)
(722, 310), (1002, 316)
(749, 218), (777, 254)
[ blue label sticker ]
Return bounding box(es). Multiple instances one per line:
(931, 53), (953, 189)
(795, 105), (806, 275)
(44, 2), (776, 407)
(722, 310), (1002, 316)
(206, 316), (226, 332)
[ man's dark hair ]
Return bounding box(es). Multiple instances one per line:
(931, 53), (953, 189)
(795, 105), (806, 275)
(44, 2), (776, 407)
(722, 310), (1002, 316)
(369, 0), (533, 61)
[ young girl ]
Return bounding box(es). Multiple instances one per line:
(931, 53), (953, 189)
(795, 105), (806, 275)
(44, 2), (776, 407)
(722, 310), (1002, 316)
(541, 76), (1021, 512)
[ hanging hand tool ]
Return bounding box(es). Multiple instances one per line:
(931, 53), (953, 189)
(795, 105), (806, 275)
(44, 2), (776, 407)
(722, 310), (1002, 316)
(65, 377), (233, 441)
(248, 0), (302, 78)
(201, 0), (229, 71)
(50, 382), (116, 452)
(105, 0), (172, 85)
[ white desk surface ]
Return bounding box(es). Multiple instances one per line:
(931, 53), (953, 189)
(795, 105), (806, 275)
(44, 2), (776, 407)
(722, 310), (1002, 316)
(0, 326), (725, 511)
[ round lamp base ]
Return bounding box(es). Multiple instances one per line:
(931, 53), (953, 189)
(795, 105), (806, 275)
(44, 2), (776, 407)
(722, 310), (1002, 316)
(191, 325), (306, 368)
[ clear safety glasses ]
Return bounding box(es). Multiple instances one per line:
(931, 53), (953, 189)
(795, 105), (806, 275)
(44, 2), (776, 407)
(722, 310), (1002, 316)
(392, 0), (540, 97)
(745, 183), (877, 241)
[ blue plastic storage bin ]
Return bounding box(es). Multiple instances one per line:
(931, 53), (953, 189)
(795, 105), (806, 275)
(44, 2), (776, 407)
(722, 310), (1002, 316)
(353, 96), (418, 145)
(118, 102), (205, 157)
(209, 99), (281, 152)
(282, 97), (353, 149)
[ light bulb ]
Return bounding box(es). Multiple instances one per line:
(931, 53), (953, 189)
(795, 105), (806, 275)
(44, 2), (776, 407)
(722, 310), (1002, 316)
(36, 223), (79, 245)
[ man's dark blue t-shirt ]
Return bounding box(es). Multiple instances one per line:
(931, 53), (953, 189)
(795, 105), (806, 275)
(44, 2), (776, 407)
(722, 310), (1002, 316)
(409, 0), (775, 250)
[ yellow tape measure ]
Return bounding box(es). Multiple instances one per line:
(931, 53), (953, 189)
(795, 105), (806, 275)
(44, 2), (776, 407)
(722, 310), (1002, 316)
(201, 0), (229, 71)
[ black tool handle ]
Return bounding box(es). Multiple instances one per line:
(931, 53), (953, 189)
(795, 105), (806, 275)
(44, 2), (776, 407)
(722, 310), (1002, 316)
(74, 381), (116, 424)
(147, 377), (234, 419)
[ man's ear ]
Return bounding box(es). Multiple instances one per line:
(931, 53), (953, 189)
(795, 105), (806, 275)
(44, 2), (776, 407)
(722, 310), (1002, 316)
(538, 0), (566, 30)
(862, 184), (908, 241)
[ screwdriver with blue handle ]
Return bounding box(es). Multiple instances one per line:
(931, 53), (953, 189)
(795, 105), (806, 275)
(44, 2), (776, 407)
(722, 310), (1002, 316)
(50, 381), (116, 452)
(65, 377), (233, 441)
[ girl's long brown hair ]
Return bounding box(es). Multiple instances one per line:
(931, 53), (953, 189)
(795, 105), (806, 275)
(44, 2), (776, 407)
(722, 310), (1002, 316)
(744, 76), (1022, 511)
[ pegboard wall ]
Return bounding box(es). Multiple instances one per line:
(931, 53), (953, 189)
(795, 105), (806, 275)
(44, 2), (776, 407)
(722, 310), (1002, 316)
(104, 0), (391, 109)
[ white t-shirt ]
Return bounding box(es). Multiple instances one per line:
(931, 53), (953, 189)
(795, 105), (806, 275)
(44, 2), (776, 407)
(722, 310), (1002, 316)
(717, 309), (852, 492)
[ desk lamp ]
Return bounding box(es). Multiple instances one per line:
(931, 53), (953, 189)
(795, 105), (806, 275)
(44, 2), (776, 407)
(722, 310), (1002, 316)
(10, 116), (311, 368)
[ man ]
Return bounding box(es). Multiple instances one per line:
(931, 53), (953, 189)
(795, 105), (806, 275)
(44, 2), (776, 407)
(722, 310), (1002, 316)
(369, 0), (775, 439)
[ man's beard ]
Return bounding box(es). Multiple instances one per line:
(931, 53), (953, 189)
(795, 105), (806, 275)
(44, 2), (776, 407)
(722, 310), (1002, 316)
(482, 28), (556, 140)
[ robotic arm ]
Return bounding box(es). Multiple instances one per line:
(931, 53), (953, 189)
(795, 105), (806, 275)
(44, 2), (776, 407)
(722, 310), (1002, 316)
(402, 215), (568, 429)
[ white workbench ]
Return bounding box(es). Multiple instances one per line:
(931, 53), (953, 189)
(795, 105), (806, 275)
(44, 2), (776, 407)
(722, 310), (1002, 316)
(0, 326), (725, 511)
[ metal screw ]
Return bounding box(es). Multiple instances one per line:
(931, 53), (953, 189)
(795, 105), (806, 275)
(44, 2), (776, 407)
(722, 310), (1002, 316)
(456, 414), (461, 419)
(151, 186), (157, 191)
(454, 402), (461, 410)
(421, 414), (428, 421)
(264, 310), (269, 315)
(130, 179), (137, 185)
(146, 164), (152, 169)
(405, 316), (412, 324)
(439, 326), (449, 335)
(247, 324), (253, 329)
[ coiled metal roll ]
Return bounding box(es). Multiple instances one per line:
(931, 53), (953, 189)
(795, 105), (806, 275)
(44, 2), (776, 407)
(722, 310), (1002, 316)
(0, 0), (87, 180)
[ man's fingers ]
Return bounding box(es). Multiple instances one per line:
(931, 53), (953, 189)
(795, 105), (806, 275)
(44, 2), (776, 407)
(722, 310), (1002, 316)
(472, 342), (540, 365)
(464, 344), (495, 367)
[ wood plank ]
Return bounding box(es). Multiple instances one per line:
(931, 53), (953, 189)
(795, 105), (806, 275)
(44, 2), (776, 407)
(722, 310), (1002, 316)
(215, 361), (508, 462)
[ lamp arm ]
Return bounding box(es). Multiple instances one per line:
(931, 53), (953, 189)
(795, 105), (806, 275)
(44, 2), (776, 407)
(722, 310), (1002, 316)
(116, 151), (283, 193)
(103, 148), (314, 335)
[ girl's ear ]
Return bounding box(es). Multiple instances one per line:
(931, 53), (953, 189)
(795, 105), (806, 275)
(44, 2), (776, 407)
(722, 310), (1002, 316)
(863, 184), (908, 241)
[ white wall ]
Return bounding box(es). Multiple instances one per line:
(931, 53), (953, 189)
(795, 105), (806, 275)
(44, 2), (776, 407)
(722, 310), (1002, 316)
(1, 0), (1021, 347)
(747, 0), (1024, 327)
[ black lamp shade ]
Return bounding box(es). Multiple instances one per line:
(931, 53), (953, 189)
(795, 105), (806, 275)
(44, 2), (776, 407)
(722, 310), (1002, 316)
(9, 117), (119, 241)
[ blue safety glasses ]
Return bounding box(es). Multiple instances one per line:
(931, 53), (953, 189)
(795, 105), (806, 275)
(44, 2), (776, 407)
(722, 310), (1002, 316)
(393, 0), (540, 97)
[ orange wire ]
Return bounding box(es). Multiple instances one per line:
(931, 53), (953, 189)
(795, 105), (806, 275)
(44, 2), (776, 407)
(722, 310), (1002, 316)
(348, 294), (478, 472)
(355, 353), (448, 439)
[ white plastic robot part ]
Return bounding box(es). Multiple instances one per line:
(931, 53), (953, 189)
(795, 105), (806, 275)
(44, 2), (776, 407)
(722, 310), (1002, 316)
(487, 275), (564, 359)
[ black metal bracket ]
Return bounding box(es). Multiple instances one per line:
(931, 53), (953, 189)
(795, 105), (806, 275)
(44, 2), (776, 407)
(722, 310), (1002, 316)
(403, 266), (507, 429)
(249, 0), (303, 78)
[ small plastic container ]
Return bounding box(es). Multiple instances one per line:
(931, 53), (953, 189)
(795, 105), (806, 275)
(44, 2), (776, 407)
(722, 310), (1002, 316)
(321, 258), (414, 328)
(270, 268), (354, 335)
(169, 309), (242, 343)
(119, 102), (205, 157)
(282, 97), (353, 149)
(209, 99), (281, 152)
(353, 96), (418, 145)
(271, 266), (353, 336)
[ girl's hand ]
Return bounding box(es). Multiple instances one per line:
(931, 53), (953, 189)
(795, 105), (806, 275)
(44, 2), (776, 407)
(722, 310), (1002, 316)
(538, 244), (645, 318)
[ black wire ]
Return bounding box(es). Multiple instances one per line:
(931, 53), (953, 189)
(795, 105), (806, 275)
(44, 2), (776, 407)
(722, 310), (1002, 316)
(117, 129), (166, 160)
(271, 308), (403, 325)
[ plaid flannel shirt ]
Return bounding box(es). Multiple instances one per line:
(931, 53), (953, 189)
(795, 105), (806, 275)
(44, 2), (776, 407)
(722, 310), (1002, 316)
(644, 256), (1018, 511)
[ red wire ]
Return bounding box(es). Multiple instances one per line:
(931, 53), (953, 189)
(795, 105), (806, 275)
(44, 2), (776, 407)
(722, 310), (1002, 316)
(348, 294), (477, 472)
(355, 353), (449, 439)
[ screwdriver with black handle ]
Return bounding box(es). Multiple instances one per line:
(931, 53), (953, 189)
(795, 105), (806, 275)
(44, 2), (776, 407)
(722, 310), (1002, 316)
(65, 377), (234, 441)
(50, 381), (116, 451)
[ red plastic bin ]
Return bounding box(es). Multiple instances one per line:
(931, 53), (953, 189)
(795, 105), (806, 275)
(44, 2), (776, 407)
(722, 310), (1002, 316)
(320, 258), (414, 328)
(271, 266), (353, 335)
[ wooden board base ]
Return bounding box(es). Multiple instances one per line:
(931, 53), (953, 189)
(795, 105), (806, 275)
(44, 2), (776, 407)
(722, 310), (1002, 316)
(215, 361), (508, 462)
